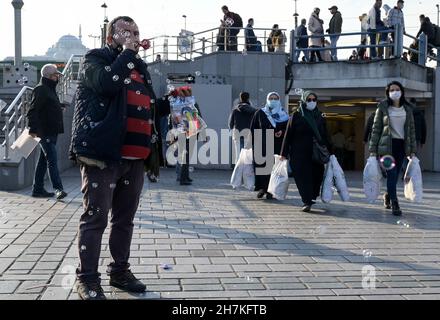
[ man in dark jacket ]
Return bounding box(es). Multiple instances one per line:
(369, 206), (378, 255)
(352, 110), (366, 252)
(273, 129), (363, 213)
(417, 16), (437, 56)
(295, 19), (310, 62)
(221, 5), (243, 51)
(228, 92), (256, 163)
(27, 64), (67, 200)
(327, 6), (343, 61)
(69, 16), (156, 300)
(245, 18), (260, 52)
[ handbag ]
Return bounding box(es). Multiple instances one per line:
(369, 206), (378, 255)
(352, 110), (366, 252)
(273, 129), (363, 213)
(312, 137), (330, 165)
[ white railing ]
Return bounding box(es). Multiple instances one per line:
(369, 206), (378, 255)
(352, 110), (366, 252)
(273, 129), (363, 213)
(1, 54), (84, 160)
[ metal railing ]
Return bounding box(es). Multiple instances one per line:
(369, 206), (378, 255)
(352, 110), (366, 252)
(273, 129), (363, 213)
(141, 26), (287, 63)
(404, 32), (439, 67)
(1, 54), (84, 160)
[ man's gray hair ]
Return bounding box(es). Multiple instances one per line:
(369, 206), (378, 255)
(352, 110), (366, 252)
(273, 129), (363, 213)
(41, 64), (61, 78)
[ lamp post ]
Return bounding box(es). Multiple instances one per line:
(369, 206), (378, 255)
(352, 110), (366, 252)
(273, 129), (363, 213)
(182, 15), (187, 31)
(101, 3), (108, 48)
(437, 4), (439, 26)
(293, 0), (299, 29)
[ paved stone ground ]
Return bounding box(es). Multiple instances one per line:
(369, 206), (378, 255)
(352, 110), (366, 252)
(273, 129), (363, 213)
(0, 167), (440, 300)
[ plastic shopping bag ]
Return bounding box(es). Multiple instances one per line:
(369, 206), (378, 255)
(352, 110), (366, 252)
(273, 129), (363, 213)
(267, 155), (289, 200)
(330, 155), (350, 202)
(363, 156), (382, 203)
(321, 162), (334, 203)
(10, 128), (40, 159)
(230, 148), (255, 191)
(404, 157), (423, 203)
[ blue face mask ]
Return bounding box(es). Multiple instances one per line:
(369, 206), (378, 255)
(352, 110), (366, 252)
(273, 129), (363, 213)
(268, 100), (281, 111)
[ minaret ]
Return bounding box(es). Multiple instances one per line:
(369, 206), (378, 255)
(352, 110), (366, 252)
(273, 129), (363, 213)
(79, 24), (82, 42)
(11, 0), (24, 67)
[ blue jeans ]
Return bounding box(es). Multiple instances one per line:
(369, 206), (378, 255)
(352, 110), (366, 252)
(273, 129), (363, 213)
(33, 135), (63, 192)
(386, 139), (406, 201)
(369, 26), (388, 58)
(329, 35), (340, 60)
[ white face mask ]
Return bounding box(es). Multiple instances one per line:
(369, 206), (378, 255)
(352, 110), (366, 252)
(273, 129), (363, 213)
(306, 101), (317, 110)
(389, 91), (402, 101)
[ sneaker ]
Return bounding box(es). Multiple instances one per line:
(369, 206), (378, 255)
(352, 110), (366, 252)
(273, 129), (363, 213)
(55, 190), (67, 200)
(392, 200), (402, 216)
(77, 280), (106, 300)
(383, 193), (391, 210)
(32, 190), (55, 198)
(257, 190), (265, 199)
(110, 270), (146, 293)
(302, 204), (312, 213)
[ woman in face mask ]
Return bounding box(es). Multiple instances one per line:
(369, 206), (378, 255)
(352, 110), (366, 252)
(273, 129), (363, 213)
(280, 91), (332, 212)
(250, 92), (289, 199)
(369, 81), (417, 216)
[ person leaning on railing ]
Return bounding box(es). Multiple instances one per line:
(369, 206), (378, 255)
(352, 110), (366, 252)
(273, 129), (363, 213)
(386, 0), (406, 57)
(296, 19), (310, 62)
(245, 18), (262, 52)
(367, 0), (388, 59)
(308, 7), (324, 62)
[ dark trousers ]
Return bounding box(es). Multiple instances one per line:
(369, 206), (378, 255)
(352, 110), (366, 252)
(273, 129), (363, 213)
(76, 160), (145, 282)
(176, 139), (191, 181)
(310, 46), (323, 62)
(369, 27), (388, 58)
(33, 135), (63, 192)
(293, 161), (325, 205)
(386, 139), (406, 201)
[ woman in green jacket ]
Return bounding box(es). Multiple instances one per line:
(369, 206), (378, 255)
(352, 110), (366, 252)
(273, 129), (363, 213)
(369, 81), (417, 216)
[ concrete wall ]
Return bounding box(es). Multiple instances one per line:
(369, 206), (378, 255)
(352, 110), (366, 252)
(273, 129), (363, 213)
(434, 68), (440, 172)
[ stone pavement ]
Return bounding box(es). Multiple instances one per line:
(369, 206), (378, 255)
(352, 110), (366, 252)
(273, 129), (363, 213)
(0, 167), (440, 300)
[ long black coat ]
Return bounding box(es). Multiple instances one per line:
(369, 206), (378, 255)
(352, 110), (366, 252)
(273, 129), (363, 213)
(27, 77), (64, 137)
(69, 45), (156, 163)
(250, 109), (288, 192)
(281, 109), (332, 205)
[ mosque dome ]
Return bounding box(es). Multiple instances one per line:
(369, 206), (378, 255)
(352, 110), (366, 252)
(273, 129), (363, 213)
(45, 34), (88, 61)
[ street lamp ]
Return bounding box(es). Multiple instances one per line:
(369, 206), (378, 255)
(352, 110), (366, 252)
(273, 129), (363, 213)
(437, 4), (439, 26)
(182, 15), (187, 31)
(101, 3), (109, 48)
(293, 0), (299, 29)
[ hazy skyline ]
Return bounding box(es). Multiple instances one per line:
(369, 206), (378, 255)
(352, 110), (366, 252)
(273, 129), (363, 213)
(0, 0), (437, 60)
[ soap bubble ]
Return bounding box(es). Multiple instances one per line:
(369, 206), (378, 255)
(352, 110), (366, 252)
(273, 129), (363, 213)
(363, 249), (373, 260)
(110, 183), (116, 189)
(189, 166), (194, 173)
(127, 62), (135, 69)
(124, 180), (130, 185)
(92, 183), (99, 189)
(80, 245), (87, 252)
(124, 78), (131, 85)
(23, 62), (30, 68)
(397, 220), (410, 228)
(112, 75), (119, 81)
(105, 66), (112, 72)
(195, 71), (201, 76)
(380, 155), (396, 171)
(88, 211), (94, 216)
(89, 290), (97, 298)
(61, 265), (76, 290)
(82, 142), (87, 147)
(294, 88), (304, 95)
(136, 90), (141, 95)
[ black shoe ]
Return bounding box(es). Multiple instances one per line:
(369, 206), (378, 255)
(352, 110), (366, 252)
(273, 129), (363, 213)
(32, 190), (55, 198)
(257, 190), (265, 199)
(110, 270), (146, 293)
(302, 204), (312, 213)
(55, 190), (67, 200)
(383, 193), (391, 209)
(180, 180), (192, 186)
(147, 173), (158, 183)
(266, 193), (273, 200)
(392, 200), (402, 216)
(77, 280), (106, 300)
(187, 178), (193, 182)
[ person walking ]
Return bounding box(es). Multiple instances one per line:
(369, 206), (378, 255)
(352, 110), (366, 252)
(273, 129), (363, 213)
(369, 81), (417, 216)
(281, 91), (332, 212)
(27, 64), (67, 200)
(69, 16), (156, 300)
(308, 8), (324, 62)
(295, 19), (310, 62)
(387, 0), (405, 56)
(327, 5), (343, 61)
(221, 5), (243, 51)
(367, 0), (388, 59)
(229, 92), (256, 163)
(250, 92), (289, 200)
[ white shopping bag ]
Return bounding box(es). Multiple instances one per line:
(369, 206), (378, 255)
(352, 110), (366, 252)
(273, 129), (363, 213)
(363, 156), (382, 203)
(10, 128), (40, 159)
(267, 155), (289, 200)
(230, 148), (255, 191)
(330, 155), (350, 202)
(404, 157), (423, 203)
(321, 162), (334, 203)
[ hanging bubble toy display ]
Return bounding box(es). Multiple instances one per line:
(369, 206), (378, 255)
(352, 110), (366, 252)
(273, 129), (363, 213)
(169, 86), (207, 138)
(380, 155), (396, 171)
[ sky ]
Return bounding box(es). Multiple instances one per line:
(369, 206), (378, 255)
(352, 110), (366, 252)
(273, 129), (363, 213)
(0, 0), (438, 60)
